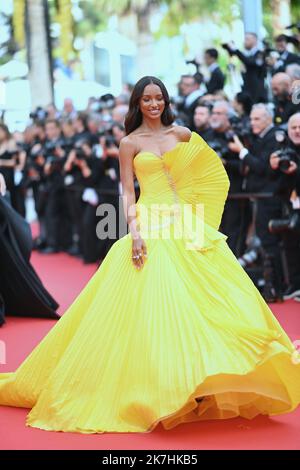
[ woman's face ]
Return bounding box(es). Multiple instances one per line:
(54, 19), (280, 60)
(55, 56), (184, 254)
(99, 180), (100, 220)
(139, 83), (165, 120)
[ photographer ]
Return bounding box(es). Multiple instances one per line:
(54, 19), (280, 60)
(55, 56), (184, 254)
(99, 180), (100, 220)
(193, 104), (213, 141)
(229, 103), (285, 300)
(203, 48), (226, 94)
(269, 34), (300, 75)
(223, 33), (267, 103)
(64, 139), (95, 256)
(73, 113), (91, 144)
(207, 101), (247, 255)
(41, 119), (72, 253)
(232, 92), (253, 129)
(271, 72), (299, 126)
(80, 135), (120, 264)
(0, 124), (19, 211)
(269, 112), (300, 300)
(177, 74), (205, 129)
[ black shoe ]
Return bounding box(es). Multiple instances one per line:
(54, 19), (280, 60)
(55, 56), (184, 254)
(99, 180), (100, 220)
(66, 244), (81, 256)
(40, 246), (60, 254)
(262, 285), (283, 303)
(283, 285), (300, 300)
(33, 237), (47, 251)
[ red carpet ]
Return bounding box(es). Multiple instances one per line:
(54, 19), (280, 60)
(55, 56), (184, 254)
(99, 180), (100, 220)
(0, 250), (299, 450)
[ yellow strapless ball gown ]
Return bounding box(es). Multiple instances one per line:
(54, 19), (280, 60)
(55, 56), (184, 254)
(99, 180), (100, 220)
(0, 131), (300, 434)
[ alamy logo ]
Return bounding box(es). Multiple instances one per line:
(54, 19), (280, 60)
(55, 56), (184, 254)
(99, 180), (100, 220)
(95, 198), (206, 250)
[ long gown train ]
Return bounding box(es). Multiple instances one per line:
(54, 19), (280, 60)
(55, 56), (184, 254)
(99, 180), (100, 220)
(0, 132), (299, 433)
(0, 194), (59, 326)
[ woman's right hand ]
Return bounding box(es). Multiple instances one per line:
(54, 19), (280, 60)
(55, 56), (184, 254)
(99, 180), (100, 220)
(131, 234), (147, 270)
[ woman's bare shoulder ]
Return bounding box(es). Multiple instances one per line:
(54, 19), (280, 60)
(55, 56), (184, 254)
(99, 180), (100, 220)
(172, 125), (192, 142)
(119, 134), (137, 158)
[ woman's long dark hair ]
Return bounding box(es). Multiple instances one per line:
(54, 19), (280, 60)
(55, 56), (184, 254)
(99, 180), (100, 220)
(0, 123), (11, 141)
(124, 76), (175, 135)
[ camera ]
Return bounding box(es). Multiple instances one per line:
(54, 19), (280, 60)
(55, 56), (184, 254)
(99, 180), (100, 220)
(221, 43), (235, 56)
(227, 116), (252, 145)
(206, 139), (228, 159)
(74, 148), (86, 160)
(269, 211), (300, 234)
(104, 134), (117, 148)
(30, 106), (48, 122)
(277, 148), (298, 172)
(284, 24), (300, 48)
(274, 129), (299, 173)
(90, 94), (115, 113)
(73, 139), (92, 161)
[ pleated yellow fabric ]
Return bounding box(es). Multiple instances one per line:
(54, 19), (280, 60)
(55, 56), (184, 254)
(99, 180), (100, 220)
(0, 131), (300, 434)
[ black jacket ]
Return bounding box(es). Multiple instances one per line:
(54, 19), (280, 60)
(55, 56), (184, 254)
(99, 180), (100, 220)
(233, 49), (267, 103)
(270, 142), (300, 200)
(242, 126), (280, 193)
(206, 67), (226, 94)
(271, 51), (300, 75)
(207, 131), (244, 193)
(273, 97), (299, 126)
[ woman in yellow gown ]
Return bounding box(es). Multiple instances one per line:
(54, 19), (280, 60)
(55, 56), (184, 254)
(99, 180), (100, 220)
(0, 76), (299, 434)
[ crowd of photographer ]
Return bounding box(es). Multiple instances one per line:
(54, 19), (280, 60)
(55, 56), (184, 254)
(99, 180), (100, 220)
(177, 28), (300, 304)
(0, 26), (300, 303)
(0, 95), (128, 264)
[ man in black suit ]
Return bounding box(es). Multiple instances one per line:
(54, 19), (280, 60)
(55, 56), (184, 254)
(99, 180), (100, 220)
(224, 33), (267, 103)
(207, 100), (247, 256)
(204, 48), (226, 94)
(270, 34), (300, 75)
(229, 103), (284, 299)
(272, 72), (299, 126)
(177, 74), (205, 129)
(268, 113), (300, 301)
(193, 104), (213, 141)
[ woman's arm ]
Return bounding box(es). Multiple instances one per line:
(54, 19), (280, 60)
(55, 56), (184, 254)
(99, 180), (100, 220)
(119, 136), (140, 239)
(119, 136), (147, 270)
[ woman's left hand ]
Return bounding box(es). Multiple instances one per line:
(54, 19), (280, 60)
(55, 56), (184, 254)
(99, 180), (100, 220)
(0, 173), (6, 196)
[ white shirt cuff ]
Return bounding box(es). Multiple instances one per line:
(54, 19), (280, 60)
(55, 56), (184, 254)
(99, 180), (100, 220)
(239, 148), (249, 160)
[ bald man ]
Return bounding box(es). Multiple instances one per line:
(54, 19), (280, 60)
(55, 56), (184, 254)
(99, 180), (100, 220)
(272, 72), (299, 125)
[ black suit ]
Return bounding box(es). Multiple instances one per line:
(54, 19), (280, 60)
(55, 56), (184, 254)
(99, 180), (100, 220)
(242, 127), (280, 194)
(207, 131), (247, 256)
(273, 97), (299, 126)
(177, 93), (203, 130)
(271, 51), (300, 74)
(232, 49), (267, 103)
(242, 126), (285, 289)
(272, 143), (300, 288)
(206, 66), (226, 94)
